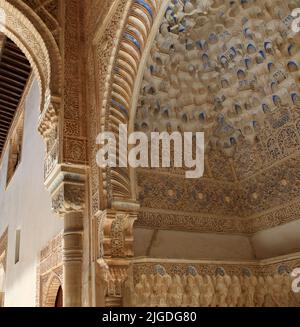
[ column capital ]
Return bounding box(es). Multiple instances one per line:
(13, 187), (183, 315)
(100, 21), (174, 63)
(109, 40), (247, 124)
(51, 182), (85, 216)
(96, 209), (138, 259)
(48, 164), (86, 216)
(95, 258), (132, 307)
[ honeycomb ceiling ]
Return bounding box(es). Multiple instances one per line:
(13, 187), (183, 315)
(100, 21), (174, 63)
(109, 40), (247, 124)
(134, 0), (300, 233)
(135, 0), (300, 157)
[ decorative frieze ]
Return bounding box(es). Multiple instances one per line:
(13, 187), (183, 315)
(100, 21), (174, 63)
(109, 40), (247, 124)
(136, 209), (245, 234)
(136, 197), (300, 234)
(124, 256), (300, 307)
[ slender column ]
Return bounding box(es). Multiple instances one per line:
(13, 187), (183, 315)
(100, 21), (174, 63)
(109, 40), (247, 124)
(50, 169), (86, 307)
(63, 211), (83, 307)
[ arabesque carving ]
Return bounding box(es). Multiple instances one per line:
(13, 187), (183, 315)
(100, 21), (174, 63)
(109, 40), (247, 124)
(3, 0), (300, 308)
(37, 231), (63, 307)
(124, 257), (300, 307)
(95, 208), (138, 306)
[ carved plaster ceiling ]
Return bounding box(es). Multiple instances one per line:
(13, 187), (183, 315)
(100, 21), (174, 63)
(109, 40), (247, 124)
(134, 0), (300, 232)
(136, 0), (300, 157)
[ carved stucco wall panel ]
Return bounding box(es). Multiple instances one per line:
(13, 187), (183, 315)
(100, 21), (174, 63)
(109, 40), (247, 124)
(137, 170), (239, 216)
(135, 160), (300, 233)
(124, 256), (300, 307)
(86, 0), (129, 211)
(61, 0), (88, 170)
(88, 0), (166, 206)
(37, 231), (63, 307)
(21, 0), (61, 48)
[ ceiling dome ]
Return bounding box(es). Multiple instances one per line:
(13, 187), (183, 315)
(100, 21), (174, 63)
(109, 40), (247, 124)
(135, 0), (300, 156)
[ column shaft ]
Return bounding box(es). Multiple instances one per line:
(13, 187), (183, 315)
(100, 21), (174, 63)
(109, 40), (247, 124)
(63, 211), (83, 307)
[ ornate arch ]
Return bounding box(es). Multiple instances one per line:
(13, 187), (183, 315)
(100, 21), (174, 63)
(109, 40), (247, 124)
(100, 0), (211, 204)
(0, 0), (62, 115)
(43, 272), (62, 307)
(85, 1), (169, 306)
(99, 0), (168, 206)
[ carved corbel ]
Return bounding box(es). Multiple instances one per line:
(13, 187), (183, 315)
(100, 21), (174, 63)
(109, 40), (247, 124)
(95, 203), (139, 307)
(38, 97), (61, 180)
(51, 182), (85, 215)
(96, 209), (138, 259)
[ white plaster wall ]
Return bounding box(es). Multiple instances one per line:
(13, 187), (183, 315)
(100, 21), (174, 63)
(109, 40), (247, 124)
(134, 228), (255, 260)
(0, 79), (63, 307)
(134, 219), (300, 261)
(251, 219), (300, 259)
